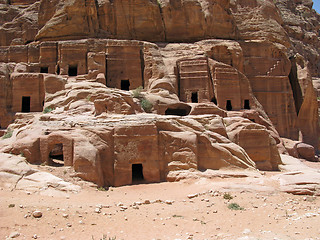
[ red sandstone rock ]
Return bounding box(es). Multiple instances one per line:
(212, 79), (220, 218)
(296, 143), (317, 162)
(0, 0), (319, 187)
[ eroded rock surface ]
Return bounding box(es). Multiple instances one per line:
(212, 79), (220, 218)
(0, 153), (80, 194)
(0, 0), (319, 188)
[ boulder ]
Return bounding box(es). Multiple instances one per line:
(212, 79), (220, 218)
(296, 143), (318, 162)
(282, 138), (300, 158)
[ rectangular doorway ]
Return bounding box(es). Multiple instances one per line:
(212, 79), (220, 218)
(132, 163), (144, 183)
(21, 96), (30, 112)
(40, 66), (48, 73)
(68, 65), (78, 76)
(121, 80), (130, 91)
(191, 92), (198, 103)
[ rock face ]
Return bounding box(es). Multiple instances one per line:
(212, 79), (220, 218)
(277, 154), (320, 196)
(35, 0), (237, 42)
(0, 153), (80, 193)
(0, 0), (319, 187)
(274, 0), (320, 77)
(0, 71), (282, 187)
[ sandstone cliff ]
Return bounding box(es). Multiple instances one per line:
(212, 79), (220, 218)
(0, 0), (319, 187)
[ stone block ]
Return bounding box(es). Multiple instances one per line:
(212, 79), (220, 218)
(106, 43), (143, 90)
(11, 73), (44, 112)
(113, 124), (159, 186)
(8, 45), (28, 63)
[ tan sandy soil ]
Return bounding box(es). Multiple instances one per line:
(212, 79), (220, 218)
(1, 163), (320, 240)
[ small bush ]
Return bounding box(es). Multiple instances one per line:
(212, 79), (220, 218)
(132, 86), (143, 98)
(228, 203), (244, 210)
(97, 186), (107, 191)
(2, 128), (13, 139)
(43, 107), (54, 113)
(223, 193), (233, 200)
(99, 236), (116, 240)
(141, 98), (153, 113)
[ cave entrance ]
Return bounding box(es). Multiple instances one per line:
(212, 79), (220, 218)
(244, 99), (250, 109)
(211, 97), (217, 105)
(49, 143), (64, 167)
(132, 163), (144, 183)
(40, 66), (48, 73)
(226, 100), (232, 111)
(21, 96), (30, 112)
(191, 92), (198, 103)
(121, 80), (130, 91)
(165, 108), (188, 116)
(68, 65), (78, 76)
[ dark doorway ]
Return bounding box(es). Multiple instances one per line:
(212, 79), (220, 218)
(40, 66), (48, 73)
(68, 65), (77, 76)
(21, 96), (30, 112)
(49, 143), (64, 167)
(121, 80), (130, 91)
(132, 163), (144, 183)
(244, 99), (250, 109)
(56, 65), (60, 75)
(191, 92), (198, 103)
(211, 97), (217, 105)
(165, 108), (188, 116)
(226, 100), (232, 111)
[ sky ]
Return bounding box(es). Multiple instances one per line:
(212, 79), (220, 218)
(313, 0), (320, 13)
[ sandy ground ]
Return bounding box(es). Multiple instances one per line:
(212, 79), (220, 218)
(1, 164), (320, 240)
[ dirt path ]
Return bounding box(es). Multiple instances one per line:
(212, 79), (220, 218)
(1, 172), (320, 240)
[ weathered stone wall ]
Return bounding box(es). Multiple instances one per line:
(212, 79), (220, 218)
(6, 112), (276, 187)
(0, 38), (313, 146)
(241, 41), (299, 139)
(113, 124), (160, 186)
(177, 58), (213, 103)
(106, 42), (143, 90)
(11, 73), (44, 113)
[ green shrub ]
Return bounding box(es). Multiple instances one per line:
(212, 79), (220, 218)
(223, 193), (233, 200)
(43, 106), (54, 113)
(2, 128), (13, 139)
(97, 186), (107, 191)
(228, 203), (244, 210)
(141, 98), (153, 113)
(132, 86), (143, 98)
